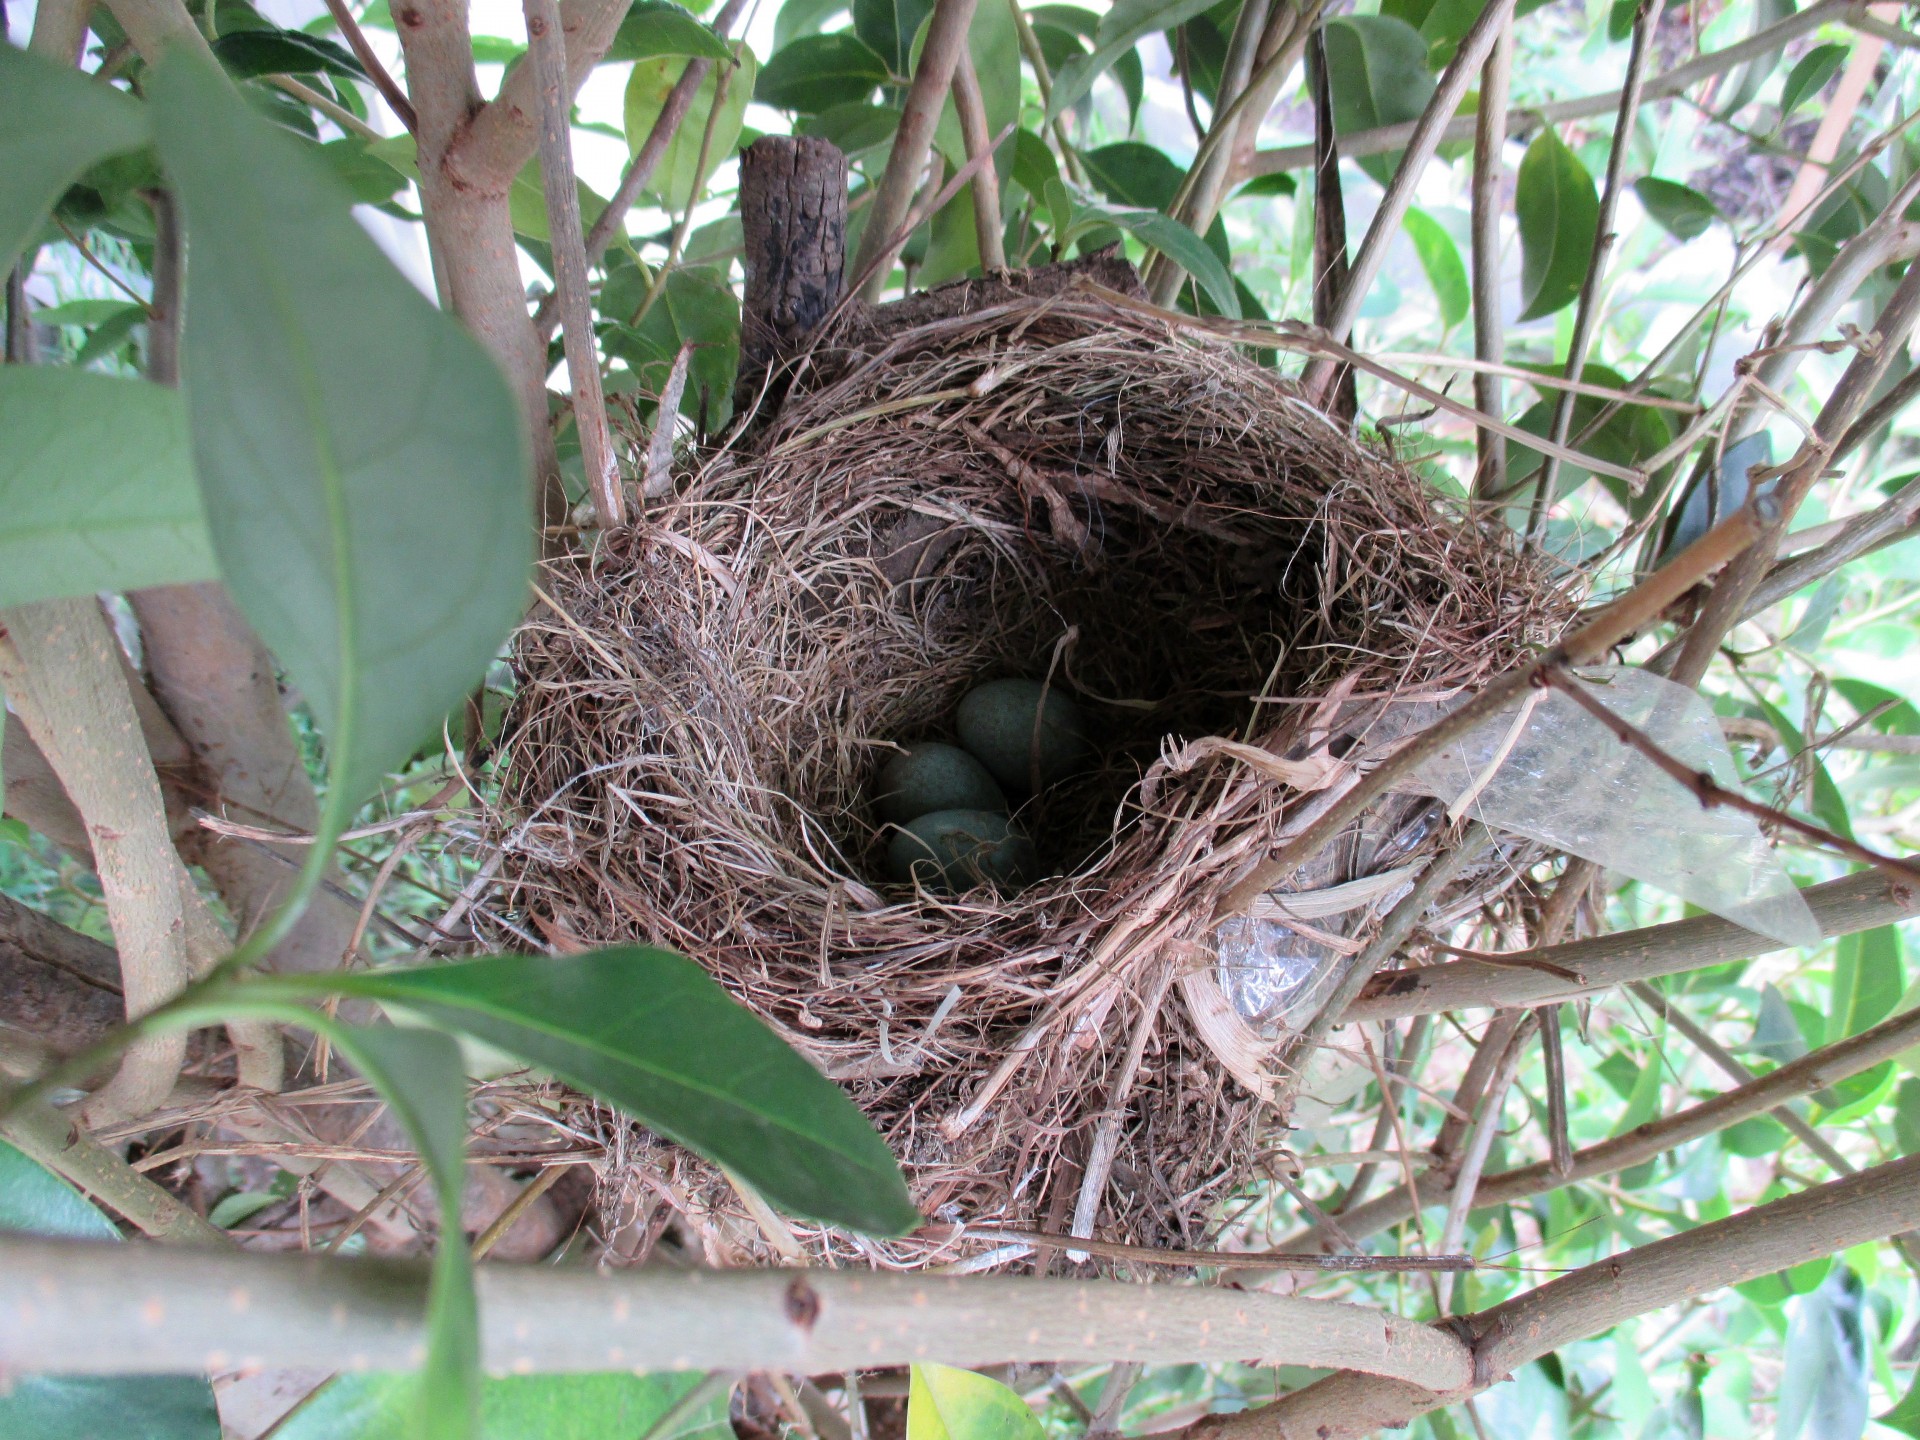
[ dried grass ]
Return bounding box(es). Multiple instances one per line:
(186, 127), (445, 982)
(490, 291), (1574, 1265)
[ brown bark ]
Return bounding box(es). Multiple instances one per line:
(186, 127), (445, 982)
(737, 136), (848, 414)
(0, 893), (122, 1077)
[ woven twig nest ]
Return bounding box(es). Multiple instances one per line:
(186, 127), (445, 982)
(495, 287), (1571, 1265)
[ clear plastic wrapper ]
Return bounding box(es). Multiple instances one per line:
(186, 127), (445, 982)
(1407, 666), (1819, 948)
(1212, 917), (1349, 1034)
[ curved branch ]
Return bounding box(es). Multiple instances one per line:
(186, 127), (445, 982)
(0, 1239), (1471, 1390)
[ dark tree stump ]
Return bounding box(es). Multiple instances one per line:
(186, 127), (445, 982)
(737, 135), (848, 414)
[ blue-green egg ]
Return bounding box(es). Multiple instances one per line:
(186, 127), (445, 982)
(955, 678), (1090, 793)
(874, 743), (1008, 825)
(886, 809), (1039, 893)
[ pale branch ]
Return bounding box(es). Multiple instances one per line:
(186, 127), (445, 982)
(102, 0), (213, 60)
(849, 0), (981, 301)
(1282, 994), (1920, 1256)
(951, 49), (1006, 272)
(1211, 497), (1772, 919)
(1468, 18), (1513, 499)
(1199, 1152), (1920, 1440)
(1273, 827), (1490, 1114)
(0, 1239), (1472, 1390)
(28, 0), (91, 60)
(1668, 233), (1920, 687)
(0, 1097), (228, 1247)
(1347, 869), (1917, 1021)
(320, 0), (417, 129)
(1525, 0), (1664, 532)
(0, 601), (194, 1126)
(1434, 1012), (1535, 1312)
(449, 0), (634, 193)
(1243, 0), (1857, 177)
(1144, 0), (1273, 305)
(1743, 468), (1920, 617)
(1837, 363), (1920, 459)
(1540, 665), (1920, 882)
(1304, 0), (1519, 392)
(525, 0), (625, 531)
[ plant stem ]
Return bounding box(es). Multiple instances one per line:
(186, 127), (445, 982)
(1469, 17), (1513, 499)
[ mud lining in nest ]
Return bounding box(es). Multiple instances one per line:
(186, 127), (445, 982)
(493, 291), (1573, 1267)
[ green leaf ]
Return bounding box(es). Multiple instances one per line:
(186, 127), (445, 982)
(601, 262), (741, 431)
(207, 1189), (281, 1228)
(1515, 129), (1599, 321)
(1780, 41), (1847, 115)
(33, 298), (144, 327)
(909, 1365), (1045, 1440)
(1722, 1115), (1789, 1156)
(1634, 177), (1720, 242)
(0, 45), (150, 275)
(1505, 362), (1672, 503)
(150, 50), (534, 820)
(271, 1370), (733, 1440)
(1232, 172), (1298, 199)
(324, 1024), (478, 1440)
(1718, 0), (1795, 116)
(1010, 128), (1060, 201)
(1048, 0), (1221, 118)
(1881, 1365), (1920, 1440)
(1403, 206), (1468, 328)
(1744, 694), (1854, 842)
(756, 33), (889, 112)
(73, 304), (148, 368)
(624, 45), (757, 211)
(315, 136), (410, 206)
(1320, 15), (1437, 188)
(1832, 925), (1904, 1041)
(1831, 679), (1920, 735)
(797, 102), (903, 157)
(1081, 140), (1183, 210)
(0, 369), (219, 608)
(774, 0), (850, 52)
(212, 28), (367, 79)
(1103, 208), (1239, 317)
(1776, 1269), (1868, 1440)
(0, 1142), (221, 1439)
(312, 948), (919, 1235)
(853, 0), (932, 75)
(607, 1), (732, 62)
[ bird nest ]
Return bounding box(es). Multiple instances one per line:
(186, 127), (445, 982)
(491, 289), (1573, 1267)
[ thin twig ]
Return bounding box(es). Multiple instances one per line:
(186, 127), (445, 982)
(951, 49), (1006, 271)
(321, 0), (416, 130)
(1470, 17), (1513, 498)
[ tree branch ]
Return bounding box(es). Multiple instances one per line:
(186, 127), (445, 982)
(849, 0), (980, 301)
(1347, 869), (1918, 1022)
(322, 0), (418, 130)
(102, 0), (212, 60)
(1198, 1152), (1920, 1440)
(0, 1239), (1473, 1389)
(0, 1097), (228, 1246)
(525, 0), (624, 531)
(951, 48), (1006, 272)
(448, 0), (634, 193)
(1469, 17), (1513, 499)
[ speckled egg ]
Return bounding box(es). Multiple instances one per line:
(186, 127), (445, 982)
(955, 678), (1089, 793)
(874, 743), (1008, 825)
(886, 809), (1039, 893)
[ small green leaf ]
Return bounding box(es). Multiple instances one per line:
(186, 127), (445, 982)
(625, 45), (757, 211)
(1745, 694), (1854, 842)
(33, 298), (144, 328)
(601, 262), (741, 432)
(1232, 172), (1298, 199)
(607, 1), (732, 62)
(1010, 128), (1060, 201)
(1104, 208), (1240, 317)
(150, 51), (533, 821)
(1633, 177), (1720, 241)
(908, 1365), (1045, 1440)
(1780, 41), (1847, 114)
(1894, 1078), (1920, 1155)
(1831, 925), (1904, 1040)
(310, 949), (919, 1236)
(207, 1190), (281, 1229)
(324, 1024), (478, 1440)
(0, 1140), (120, 1240)
(1403, 206), (1469, 328)
(212, 28), (367, 80)
(1515, 128), (1599, 321)
(1776, 1269), (1868, 1440)
(756, 33), (890, 112)
(797, 102), (903, 157)
(1831, 679), (1920, 736)
(0, 369), (219, 608)
(1881, 1364), (1920, 1440)
(270, 1370), (733, 1440)
(1048, 0), (1220, 118)
(0, 45), (150, 275)
(1320, 15), (1437, 188)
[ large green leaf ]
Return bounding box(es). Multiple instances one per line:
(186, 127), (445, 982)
(1101, 207), (1239, 317)
(0, 1142), (221, 1439)
(1882, 1365), (1920, 1440)
(269, 1370), (733, 1440)
(212, 28), (367, 80)
(305, 948), (918, 1235)
(1048, 0), (1220, 118)
(853, 0), (933, 76)
(1504, 363), (1672, 504)
(601, 262), (741, 431)
(908, 1365), (1045, 1440)
(1515, 128), (1598, 321)
(0, 45), (150, 275)
(1775, 1269), (1868, 1440)
(624, 44), (758, 211)
(0, 369), (219, 608)
(1403, 206), (1468, 328)
(149, 51), (533, 821)
(1718, 0), (1796, 116)
(1320, 15), (1436, 187)
(757, 33), (890, 112)
(775, 0), (851, 51)
(606, 1), (733, 62)
(1780, 41), (1847, 115)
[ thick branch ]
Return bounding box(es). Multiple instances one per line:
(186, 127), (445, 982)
(849, 0), (981, 300)
(1198, 1152), (1920, 1440)
(0, 1240), (1470, 1389)
(0, 1098), (227, 1246)
(449, 0), (634, 192)
(1348, 869), (1918, 1021)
